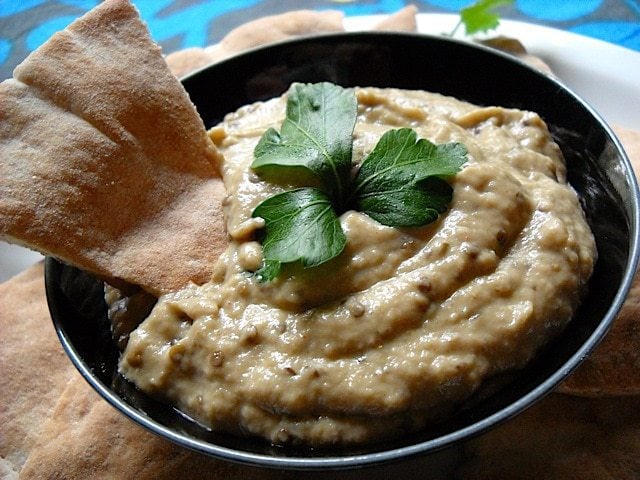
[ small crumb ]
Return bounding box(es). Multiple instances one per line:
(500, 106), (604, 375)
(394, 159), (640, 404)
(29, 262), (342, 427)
(496, 229), (507, 246)
(237, 241), (263, 271)
(248, 172), (261, 183)
(208, 125), (226, 145)
(275, 428), (290, 443)
(169, 343), (186, 363)
(417, 277), (433, 295)
(209, 350), (225, 367)
(126, 349), (143, 367)
(242, 324), (259, 344)
(230, 217), (265, 241)
(346, 298), (366, 317)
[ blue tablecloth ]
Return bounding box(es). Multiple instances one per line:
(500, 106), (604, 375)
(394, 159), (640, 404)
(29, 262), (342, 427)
(0, 0), (639, 80)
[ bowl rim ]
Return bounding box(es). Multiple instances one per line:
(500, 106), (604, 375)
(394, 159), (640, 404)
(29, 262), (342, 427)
(46, 30), (640, 470)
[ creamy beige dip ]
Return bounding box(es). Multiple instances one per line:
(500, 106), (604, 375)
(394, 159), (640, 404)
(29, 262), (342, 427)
(118, 87), (596, 445)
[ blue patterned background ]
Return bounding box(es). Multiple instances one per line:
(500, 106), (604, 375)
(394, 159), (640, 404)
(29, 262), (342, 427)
(0, 0), (639, 79)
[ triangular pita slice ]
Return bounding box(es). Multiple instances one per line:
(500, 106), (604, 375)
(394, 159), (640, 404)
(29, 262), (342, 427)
(0, 0), (227, 296)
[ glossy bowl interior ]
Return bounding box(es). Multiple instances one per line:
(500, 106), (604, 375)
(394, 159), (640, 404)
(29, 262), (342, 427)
(46, 32), (639, 470)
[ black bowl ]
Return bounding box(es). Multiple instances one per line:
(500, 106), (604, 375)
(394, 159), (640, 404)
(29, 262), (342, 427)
(46, 32), (640, 470)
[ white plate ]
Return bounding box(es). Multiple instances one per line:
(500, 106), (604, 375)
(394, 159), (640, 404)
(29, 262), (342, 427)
(3, 14), (639, 283)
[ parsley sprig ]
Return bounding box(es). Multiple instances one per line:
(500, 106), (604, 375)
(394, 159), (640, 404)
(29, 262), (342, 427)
(250, 83), (467, 281)
(450, 0), (514, 37)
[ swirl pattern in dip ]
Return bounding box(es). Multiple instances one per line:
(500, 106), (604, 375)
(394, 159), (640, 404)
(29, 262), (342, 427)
(118, 87), (596, 445)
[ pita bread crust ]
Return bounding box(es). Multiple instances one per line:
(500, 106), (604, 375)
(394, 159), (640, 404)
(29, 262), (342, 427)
(0, 0), (227, 295)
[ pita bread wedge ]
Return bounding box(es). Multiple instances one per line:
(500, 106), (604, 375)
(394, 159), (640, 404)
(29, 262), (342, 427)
(18, 377), (279, 480)
(166, 9), (345, 78)
(373, 4), (418, 31)
(0, 0), (227, 296)
(0, 263), (76, 476)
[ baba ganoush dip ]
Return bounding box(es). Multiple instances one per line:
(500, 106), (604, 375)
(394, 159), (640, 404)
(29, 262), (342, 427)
(118, 86), (596, 445)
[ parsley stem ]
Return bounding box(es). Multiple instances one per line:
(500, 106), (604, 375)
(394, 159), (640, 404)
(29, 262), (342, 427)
(449, 19), (463, 37)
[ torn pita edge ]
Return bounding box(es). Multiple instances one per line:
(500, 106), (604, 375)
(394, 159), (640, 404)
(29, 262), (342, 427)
(0, 0), (228, 296)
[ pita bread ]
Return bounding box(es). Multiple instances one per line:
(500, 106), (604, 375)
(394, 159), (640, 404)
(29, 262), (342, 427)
(0, 0), (227, 296)
(558, 278), (640, 397)
(164, 6), (421, 78)
(218, 9), (345, 56)
(0, 263), (76, 476)
(557, 125), (640, 397)
(458, 392), (640, 479)
(18, 375), (309, 480)
(373, 4), (418, 31)
(166, 10), (346, 78)
(15, 367), (451, 480)
(478, 36), (554, 75)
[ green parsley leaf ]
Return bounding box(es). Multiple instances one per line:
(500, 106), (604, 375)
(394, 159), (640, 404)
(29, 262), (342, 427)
(251, 82), (356, 204)
(451, 0), (513, 36)
(353, 128), (466, 227)
(250, 83), (467, 280)
(252, 188), (346, 281)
